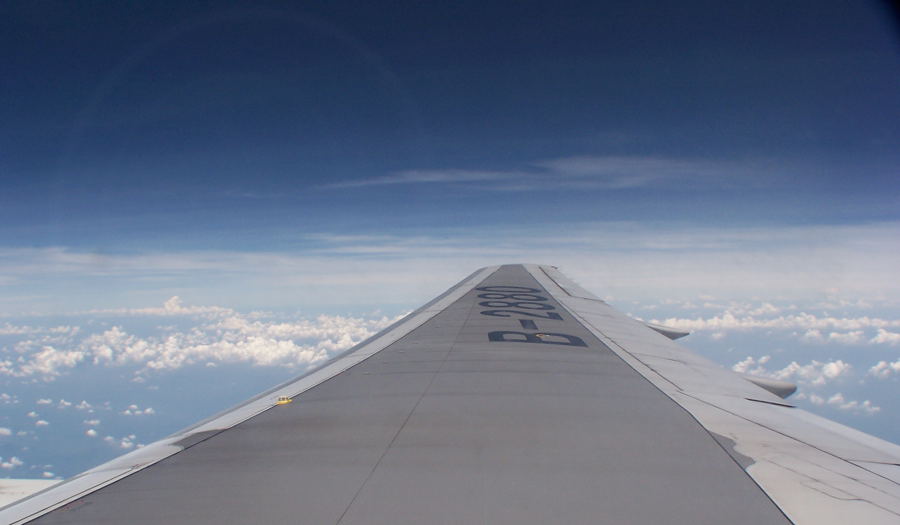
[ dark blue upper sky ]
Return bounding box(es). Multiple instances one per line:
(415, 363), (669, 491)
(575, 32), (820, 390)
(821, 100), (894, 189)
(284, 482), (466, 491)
(1, 0), (898, 251)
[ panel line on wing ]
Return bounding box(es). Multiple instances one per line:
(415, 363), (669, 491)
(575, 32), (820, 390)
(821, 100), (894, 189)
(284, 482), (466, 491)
(0, 266), (502, 525)
(335, 287), (480, 525)
(523, 264), (797, 522)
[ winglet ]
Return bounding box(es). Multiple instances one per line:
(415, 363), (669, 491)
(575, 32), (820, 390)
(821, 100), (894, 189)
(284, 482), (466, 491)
(643, 322), (690, 340)
(741, 374), (797, 399)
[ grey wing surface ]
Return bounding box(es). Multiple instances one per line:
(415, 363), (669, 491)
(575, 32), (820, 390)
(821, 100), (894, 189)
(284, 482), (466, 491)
(2, 264), (898, 524)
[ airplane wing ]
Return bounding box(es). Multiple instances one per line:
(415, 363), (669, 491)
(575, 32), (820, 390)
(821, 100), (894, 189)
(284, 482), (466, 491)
(2, 264), (898, 524)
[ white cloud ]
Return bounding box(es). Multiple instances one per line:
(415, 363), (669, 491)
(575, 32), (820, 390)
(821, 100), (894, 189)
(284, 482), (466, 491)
(826, 331), (865, 344)
(103, 434), (137, 450)
(2, 222), (900, 317)
(869, 360), (900, 379)
(0, 323), (78, 336)
(825, 392), (881, 415)
(79, 311), (396, 375)
(12, 346), (86, 379)
(870, 329), (900, 345)
(655, 312), (900, 334)
(732, 357), (851, 387)
(652, 304), (900, 350)
(87, 296), (232, 318)
(0, 393), (17, 405)
(121, 405), (155, 416)
(814, 297), (874, 310)
(807, 393), (826, 406)
(0, 427), (11, 436)
(748, 303), (781, 316)
(777, 360), (852, 386)
(732, 355), (771, 376)
(85, 429), (97, 437)
(0, 456), (24, 470)
(35, 420), (49, 427)
(83, 419), (100, 426)
(800, 329), (823, 342)
(158, 314), (387, 370)
(85, 324), (328, 373)
(27, 411), (37, 418)
(41, 471), (55, 478)
(0, 301), (401, 380)
(36, 398), (52, 405)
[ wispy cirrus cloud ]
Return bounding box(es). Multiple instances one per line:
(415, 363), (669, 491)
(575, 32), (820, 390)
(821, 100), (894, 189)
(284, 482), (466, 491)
(0, 324), (79, 336)
(322, 155), (760, 191)
(323, 169), (518, 188)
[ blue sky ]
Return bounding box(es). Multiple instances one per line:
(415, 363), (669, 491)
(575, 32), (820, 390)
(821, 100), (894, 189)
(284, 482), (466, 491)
(3, 0), (898, 253)
(1, 1), (899, 480)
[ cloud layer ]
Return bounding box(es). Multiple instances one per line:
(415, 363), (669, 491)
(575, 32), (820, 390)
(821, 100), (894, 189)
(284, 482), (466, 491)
(1, 291), (898, 480)
(4, 221), (899, 316)
(1, 300), (400, 381)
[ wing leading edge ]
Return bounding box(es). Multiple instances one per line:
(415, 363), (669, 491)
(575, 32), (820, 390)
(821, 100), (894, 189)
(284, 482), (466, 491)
(1, 264), (897, 524)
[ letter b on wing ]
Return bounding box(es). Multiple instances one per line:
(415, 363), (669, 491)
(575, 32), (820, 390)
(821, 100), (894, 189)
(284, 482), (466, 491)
(488, 331), (587, 347)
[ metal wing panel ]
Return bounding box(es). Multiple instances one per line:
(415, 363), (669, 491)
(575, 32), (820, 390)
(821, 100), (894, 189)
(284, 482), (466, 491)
(3, 264), (793, 524)
(0, 267), (500, 524)
(528, 265), (900, 523)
